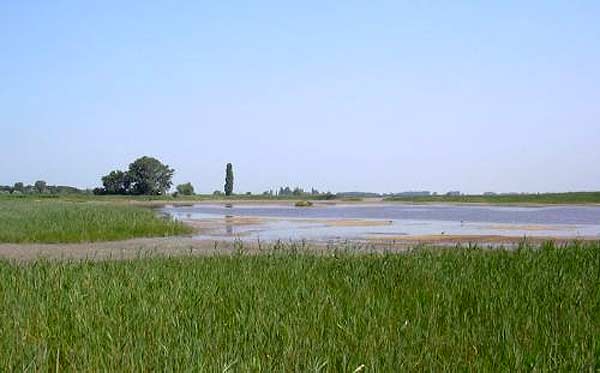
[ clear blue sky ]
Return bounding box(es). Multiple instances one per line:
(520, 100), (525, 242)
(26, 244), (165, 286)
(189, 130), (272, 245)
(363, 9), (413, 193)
(2, 1), (599, 194)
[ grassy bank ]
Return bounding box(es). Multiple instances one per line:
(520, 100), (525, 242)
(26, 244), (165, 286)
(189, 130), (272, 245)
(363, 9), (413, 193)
(0, 199), (191, 243)
(385, 191), (600, 205)
(1, 243), (599, 370)
(4, 191), (600, 205)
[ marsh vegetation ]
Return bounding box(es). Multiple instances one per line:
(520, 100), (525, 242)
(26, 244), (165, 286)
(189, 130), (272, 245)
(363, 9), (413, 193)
(0, 199), (191, 243)
(0, 242), (598, 370)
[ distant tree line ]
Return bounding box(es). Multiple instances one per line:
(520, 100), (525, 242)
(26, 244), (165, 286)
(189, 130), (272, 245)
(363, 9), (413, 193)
(0, 181), (88, 195)
(1, 157), (382, 199)
(261, 186), (334, 199)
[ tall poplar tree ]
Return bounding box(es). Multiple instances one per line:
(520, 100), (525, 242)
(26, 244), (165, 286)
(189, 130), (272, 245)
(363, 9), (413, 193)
(224, 163), (234, 196)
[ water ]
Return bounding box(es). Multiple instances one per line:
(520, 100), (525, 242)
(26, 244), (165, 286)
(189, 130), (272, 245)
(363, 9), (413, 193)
(162, 203), (600, 242)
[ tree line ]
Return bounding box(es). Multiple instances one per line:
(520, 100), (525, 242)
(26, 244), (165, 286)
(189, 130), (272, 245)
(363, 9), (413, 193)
(262, 186), (333, 198)
(0, 181), (87, 195)
(2, 156), (335, 198)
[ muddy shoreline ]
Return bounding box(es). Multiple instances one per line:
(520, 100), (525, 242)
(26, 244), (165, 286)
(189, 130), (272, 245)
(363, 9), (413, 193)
(1, 234), (597, 262)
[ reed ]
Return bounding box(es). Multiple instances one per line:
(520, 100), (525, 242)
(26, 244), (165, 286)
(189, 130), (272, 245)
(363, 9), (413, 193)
(0, 199), (191, 243)
(1, 242), (598, 370)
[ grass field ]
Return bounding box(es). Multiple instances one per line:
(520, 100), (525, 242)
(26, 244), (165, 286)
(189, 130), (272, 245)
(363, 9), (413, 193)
(0, 199), (191, 243)
(1, 242), (599, 370)
(385, 191), (600, 205)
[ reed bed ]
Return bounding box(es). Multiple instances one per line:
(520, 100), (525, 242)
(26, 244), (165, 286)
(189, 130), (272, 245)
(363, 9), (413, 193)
(0, 242), (599, 370)
(0, 200), (191, 243)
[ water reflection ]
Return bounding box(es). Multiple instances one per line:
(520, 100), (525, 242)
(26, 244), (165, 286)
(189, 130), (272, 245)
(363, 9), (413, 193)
(225, 215), (234, 235)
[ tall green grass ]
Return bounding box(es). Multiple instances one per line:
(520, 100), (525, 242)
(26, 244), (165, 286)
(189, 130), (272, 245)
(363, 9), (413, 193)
(0, 200), (191, 243)
(1, 242), (599, 370)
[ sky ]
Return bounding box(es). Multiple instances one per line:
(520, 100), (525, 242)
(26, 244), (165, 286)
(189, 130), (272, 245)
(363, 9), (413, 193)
(1, 1), (599, 194)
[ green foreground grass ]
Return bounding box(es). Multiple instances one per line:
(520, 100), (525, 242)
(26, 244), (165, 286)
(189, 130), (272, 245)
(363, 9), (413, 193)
(1, 243), (599, 370)
(0, 199), (191, 243)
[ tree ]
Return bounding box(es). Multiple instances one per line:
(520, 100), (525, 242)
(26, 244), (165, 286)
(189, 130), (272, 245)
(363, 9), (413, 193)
(176, 182), (195, 196)
(34, 180), (47, 194)
(13, 182), (24, 193)
(224, 163), (234, 196)
(279, 186), (292, 196)
(101, 170), (131, 195)
(128, 156), (174, 195)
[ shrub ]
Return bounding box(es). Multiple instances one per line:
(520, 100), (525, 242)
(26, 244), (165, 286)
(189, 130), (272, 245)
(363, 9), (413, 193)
(176, 183), (195, 196)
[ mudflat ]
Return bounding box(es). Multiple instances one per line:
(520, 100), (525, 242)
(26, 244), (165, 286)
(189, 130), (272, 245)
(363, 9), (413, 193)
(3, 234), (598, 262)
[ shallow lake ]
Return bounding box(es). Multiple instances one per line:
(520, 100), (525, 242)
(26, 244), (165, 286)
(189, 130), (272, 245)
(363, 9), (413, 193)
(161, 203), (600, 242)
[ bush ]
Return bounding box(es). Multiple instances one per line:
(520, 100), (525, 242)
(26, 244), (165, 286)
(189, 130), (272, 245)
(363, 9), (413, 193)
(295, 200), (313, 207)
(176, 183), (195, 196)
(93, 188), (106, 196)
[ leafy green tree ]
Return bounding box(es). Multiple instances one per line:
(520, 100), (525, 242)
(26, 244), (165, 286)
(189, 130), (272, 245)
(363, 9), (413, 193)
(101, 170), (131, 195)
(176, 182), (195, 196)
(13, 182), (24, 193)
(224, 163), (234, 196)
(34, 180), (47, 194)
(128, 156), (174, 195)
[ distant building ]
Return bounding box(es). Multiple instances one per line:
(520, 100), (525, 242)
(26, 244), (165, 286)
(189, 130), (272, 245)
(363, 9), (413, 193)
(483, 192), (497, 196)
